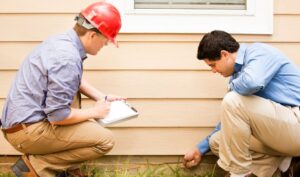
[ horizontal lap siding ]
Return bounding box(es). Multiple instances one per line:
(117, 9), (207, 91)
(1, 42), (300, 70)
(0, 71), (228, 99)
(0, 99), (222, 128)
(0, 128), (213, 155)
(0, 0), (298, 14)
(0, 0), (299, 155)
(0, 15), (300, 42)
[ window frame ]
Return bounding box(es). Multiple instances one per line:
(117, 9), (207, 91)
(108, 0), (273, 34)
(134, 0), (248, 10)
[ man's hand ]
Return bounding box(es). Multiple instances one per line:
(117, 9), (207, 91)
(183, 147), (202, 168)
(93, 100), (111, 118)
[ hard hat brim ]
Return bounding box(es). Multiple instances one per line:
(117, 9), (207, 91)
(110, 38), (119, 48)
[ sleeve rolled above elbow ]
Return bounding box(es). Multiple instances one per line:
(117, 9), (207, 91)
(46, 107), (71, 122)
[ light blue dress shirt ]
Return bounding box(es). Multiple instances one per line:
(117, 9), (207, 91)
(197, 43), (300, 154)
(1, 29), (87, 128)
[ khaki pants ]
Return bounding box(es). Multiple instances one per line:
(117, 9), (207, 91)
(5, 93), (114, 177)
(214, 92), (300, 177)
(210, 132), (284, 176)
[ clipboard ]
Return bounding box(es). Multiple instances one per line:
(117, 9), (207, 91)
(98, 100), (139, 126)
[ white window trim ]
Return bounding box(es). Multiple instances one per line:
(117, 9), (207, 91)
(108, 0), (273, 34)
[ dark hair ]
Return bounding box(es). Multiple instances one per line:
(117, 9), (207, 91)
(197, 30), (239, 61)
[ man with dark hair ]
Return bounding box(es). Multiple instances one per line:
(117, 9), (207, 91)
(183, 30), (300, 177)
(1, 2), (124, 177)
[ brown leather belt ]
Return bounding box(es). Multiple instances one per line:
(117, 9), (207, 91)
(2, 123), (34, 134)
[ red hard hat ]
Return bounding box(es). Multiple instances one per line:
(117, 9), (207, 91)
(81, 2), (121, 47)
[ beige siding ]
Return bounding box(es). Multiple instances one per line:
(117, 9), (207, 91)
(0, 0), (298, 15)
(0, 71), (228, 99)
(1, 15), (300, 42)
(0, 128), (212, 155)
(0, 99), (222, 128)
(1, 42), (300, 70)
(0, 0), (300, 155)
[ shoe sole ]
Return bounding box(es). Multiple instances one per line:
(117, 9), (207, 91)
(11, 162), (25, 177)
(21, 155), (38, 177)
(11, 156), (38, 177)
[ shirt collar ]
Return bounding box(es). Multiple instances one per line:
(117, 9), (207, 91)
(67, 29), (87, 61)
(234, 44), (247, 73)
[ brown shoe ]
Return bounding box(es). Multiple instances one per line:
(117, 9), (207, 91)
(11, 155), (38, 177)
(281, 157), (300, 177)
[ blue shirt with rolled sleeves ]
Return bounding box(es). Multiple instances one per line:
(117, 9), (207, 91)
(1, 29), (87, 128)
(197, 43), (300, 154)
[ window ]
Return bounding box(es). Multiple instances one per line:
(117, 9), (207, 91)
(134, 0), (247, 10)
(108, 0), (273, 34)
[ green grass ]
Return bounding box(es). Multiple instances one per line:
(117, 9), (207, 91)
(0, 165), (216, 177)
(0, 172), (15, 177)
(0, 163), (282, 177)
(0, 160), (222, 177)
(79, 162), (217, 177)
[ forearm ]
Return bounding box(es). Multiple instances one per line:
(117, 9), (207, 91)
(51, 107), (97, 125)
(80, 79), (105, 101)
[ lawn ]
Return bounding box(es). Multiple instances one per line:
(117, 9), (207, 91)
(0, 163), (217, 177)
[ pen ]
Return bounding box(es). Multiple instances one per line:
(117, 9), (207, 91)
(131, 106), (138, 113)
(124, 102), (138, 113)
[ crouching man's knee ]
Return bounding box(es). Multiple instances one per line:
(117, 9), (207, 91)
(209, 132), (220, 156)
(222, 91), (243, 110)
(95, 129), (115, 155)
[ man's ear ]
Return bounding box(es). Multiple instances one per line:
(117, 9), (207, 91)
(85, 30), (97, 40)
(220, 50), (229, 58)
(90, 31), (98, 38)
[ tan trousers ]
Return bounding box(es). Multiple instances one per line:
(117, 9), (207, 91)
(5, 93), (115, 177)
(213, 91), (300, 177)
(210, 132), (284, 176)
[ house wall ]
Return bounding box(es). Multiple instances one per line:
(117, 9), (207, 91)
(0, 0), (299, 155)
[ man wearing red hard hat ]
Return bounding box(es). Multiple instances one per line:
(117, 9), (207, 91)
(1, 2), (124, 176)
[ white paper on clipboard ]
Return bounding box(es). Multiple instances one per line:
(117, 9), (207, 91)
(98, 100), (138, 126)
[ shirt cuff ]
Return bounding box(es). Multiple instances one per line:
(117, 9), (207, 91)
(197, 138), (210, 155)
